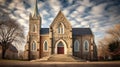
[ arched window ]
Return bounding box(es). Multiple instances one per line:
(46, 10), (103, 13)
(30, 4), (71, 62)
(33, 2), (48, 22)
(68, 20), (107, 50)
(83, 40), (89, 52)
(32, 41), (36, 51)
(43, 40), (48, 51)
(33, 24), (37, 32)
(58, 23), (64, 34)
(74, 40), (80, 52)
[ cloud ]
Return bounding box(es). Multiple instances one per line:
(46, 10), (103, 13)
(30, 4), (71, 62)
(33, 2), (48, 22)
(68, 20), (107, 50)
(76, 6), (86, 13)
(63, 9), (69, 16)
(90, 3), (107, 15)
(17, 19), (26, 26)
(67, 0), (73, 4)
(69, 20), (76, 26)
(74, 24), (83, 28)
(82, 0), (93, 7)
(41, 10), (48, 15)
(70, 11), (78, 18)
(81, 21), (89, 26)
(48, 0), (61, 11)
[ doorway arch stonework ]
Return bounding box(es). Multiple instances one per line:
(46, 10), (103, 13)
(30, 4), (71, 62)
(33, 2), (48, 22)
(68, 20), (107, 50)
(55, 39), (67, 54)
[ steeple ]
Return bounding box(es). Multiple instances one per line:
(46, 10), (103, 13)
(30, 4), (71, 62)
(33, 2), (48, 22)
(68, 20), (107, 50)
(28, 0), (41, 60)
(32, 0), (40, 18)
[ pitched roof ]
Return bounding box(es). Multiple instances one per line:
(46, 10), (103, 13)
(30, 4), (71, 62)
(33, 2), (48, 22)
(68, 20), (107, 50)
(8, 45), (18, 53)
(40, 28), (93, 36)
(50, 10), (71, 27)
(41, 28), (49, 35)
(72, 28), (93, 36)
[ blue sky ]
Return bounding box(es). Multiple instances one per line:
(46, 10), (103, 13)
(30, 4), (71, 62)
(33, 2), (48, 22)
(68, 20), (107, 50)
(0, 0), (120, 50)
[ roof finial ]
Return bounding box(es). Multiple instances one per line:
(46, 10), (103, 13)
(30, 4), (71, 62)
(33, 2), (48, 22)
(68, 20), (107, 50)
(33, 0), (39, 17)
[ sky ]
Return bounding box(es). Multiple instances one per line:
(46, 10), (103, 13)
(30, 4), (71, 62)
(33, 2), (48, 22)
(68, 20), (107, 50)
(0, 0), (120, 50)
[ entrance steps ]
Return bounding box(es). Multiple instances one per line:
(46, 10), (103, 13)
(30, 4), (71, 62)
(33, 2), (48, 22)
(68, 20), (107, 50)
(31, 56), (50, 62)
(31, 54), (86, 62)
(48, 54), (86, 62)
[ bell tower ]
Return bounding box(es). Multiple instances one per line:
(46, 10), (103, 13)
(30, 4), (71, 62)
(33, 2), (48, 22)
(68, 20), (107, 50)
(28, 0), (41, 60)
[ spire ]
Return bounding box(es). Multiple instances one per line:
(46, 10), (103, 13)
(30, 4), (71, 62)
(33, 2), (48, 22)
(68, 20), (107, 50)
(32, 0), (39, 17)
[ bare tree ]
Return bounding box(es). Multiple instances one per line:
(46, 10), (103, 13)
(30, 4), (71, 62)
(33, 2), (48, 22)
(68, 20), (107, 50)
(106, 24), (120, 41)
(98, 38), (110, 60)
(0, 17), (25, 59)
(0, 4), (25, 59)
(98, 24), (120, 60)
(106, 24), (120, 60)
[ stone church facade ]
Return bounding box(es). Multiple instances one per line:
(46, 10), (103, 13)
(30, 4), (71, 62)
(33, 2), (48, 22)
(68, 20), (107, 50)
(24, 0), (97, 61)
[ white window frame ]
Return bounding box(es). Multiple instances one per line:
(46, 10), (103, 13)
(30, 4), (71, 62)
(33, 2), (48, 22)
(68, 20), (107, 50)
(58, 23), (64, 34)
(43, 40), (48, 52)
(74, 40), (80, 52)
(31, 41), (37, 51)
(83, 40), (89, 52)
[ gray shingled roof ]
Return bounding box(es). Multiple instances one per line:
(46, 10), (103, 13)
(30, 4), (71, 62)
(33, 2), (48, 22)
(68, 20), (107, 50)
(40, 28), (92, 36)
(72, 28), (92, 36)
(41, 28), (49, 35)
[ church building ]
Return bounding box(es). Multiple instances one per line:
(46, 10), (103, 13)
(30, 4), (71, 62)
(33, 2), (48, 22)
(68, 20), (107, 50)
(24, 0), (97, 61)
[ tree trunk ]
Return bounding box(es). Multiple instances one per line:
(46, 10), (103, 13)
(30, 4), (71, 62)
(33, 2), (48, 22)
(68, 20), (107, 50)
(2, 48), (6, 59)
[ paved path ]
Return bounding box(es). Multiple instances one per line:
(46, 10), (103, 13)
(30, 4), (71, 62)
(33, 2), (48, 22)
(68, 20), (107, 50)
(0, 60), (120, 67)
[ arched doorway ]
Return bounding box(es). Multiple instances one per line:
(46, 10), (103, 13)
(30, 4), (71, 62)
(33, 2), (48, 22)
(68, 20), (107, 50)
(55, 39), (67, 54)
(57, 42), (64, 54)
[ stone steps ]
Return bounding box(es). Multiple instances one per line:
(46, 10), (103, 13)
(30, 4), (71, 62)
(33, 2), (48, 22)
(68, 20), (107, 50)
(47, 54), (86, 62)
(31, 54), (86, 62)
(31, 56), (50, 62)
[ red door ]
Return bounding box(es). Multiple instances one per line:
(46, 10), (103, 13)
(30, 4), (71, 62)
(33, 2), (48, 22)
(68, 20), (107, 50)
(57, 47), (64, 54)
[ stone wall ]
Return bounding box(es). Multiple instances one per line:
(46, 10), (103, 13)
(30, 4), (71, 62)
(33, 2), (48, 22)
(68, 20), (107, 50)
(40, 35), (51, 57)
(50, 11), (72, 55)
(73, 35), (94, 60)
